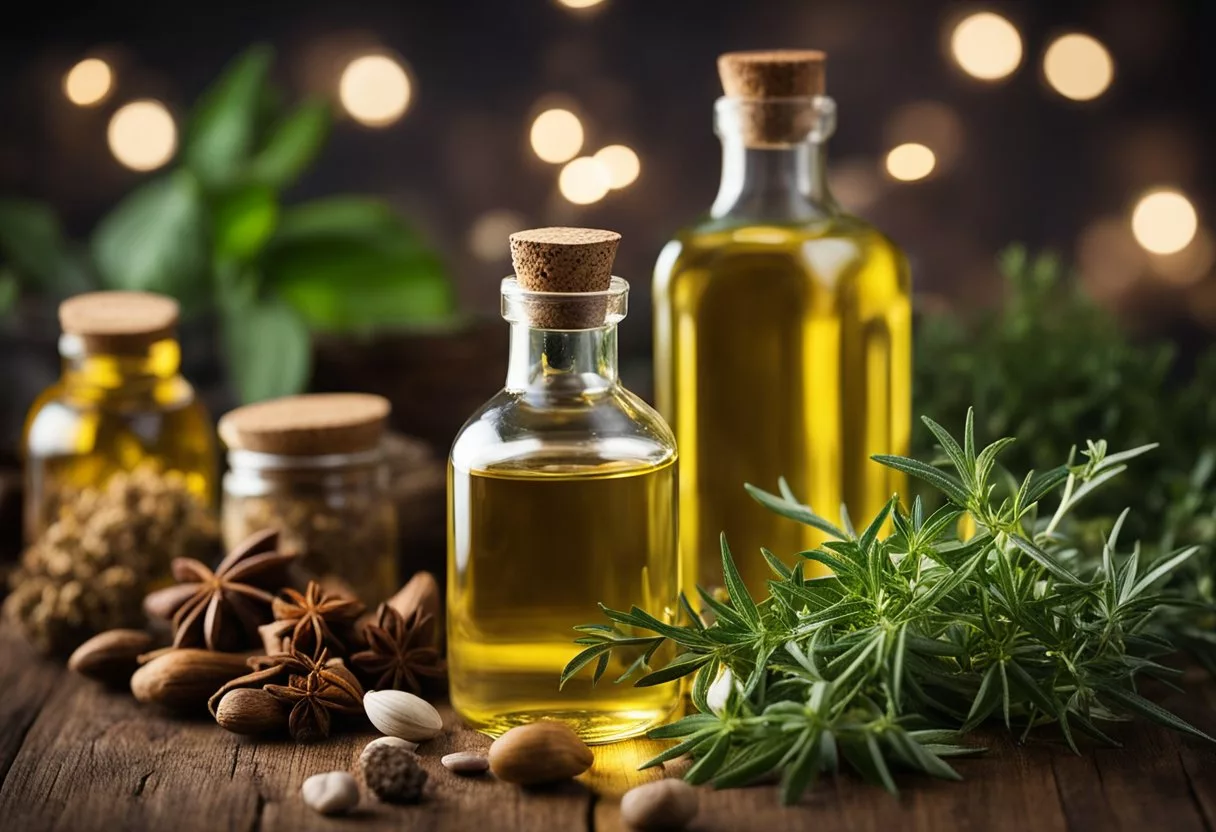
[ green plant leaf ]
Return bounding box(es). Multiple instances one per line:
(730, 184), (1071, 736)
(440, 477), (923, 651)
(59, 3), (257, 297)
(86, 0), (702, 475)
(212, 184), (279, 263)
(184, 45), (274, 188)
(247, 100), (330, 189)
(0, 198), (91, 294)
(265, 235), (454, 332)
(0, 268), (18, 314)
(91, 171), (210, 310)
(222, 293), (311, 402)
(270, 197), (405, 247)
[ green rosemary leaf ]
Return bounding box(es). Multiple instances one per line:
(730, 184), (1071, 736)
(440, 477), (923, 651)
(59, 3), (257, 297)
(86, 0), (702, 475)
(640, 728), (720, 769)
(1098, 685), (1215, 742)
(922, 415), (974, 489)
(713, 736), (794, 789)
(648, 713), (721, 738)
(720, 533), (760, 628)
(761, 547), (793, 580)
(1130, 546), (1202, 599)
(679, 592), (707, 630)
(872, 455), (970, 505)
(779, 729), (823, 805)
(1008, 534), (1083, 584)
(636, 652), (713, 687)
(593, 651), (610, 684)
(685, 732), (734, 785)
(963, 663), (1002, 732)
(745, 483), (848, 540)
(559, 643), (614, 688)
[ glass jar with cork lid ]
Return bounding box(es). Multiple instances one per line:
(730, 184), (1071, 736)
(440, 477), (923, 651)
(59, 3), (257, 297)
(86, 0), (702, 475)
(219, 393), (398, 604)
(22, 290), (216, 542)
(448, 227), (681, 744)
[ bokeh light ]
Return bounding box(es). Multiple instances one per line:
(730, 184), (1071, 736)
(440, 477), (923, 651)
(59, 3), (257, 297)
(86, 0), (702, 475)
(339, 55), (411, 127)
(884, 143), (936, 182)
(558, 156), (611, 205)
(1132, 189), (1198, 255)
(593, 145), (639, 189)
(884, 100), (964, 171)
(530, 108), (584, 164)
(950, 12), (1023, 81)
(1076, 217), (1145, 302)
(107, 100), (176, 171)
(1043, 33), (1114, 101)
(556, 0), (605, 7)
(468, 210), (528, 262)
(830, 158), (884, 212)
(1150, 228), (1215, 287)
(63, 58), (113, 107)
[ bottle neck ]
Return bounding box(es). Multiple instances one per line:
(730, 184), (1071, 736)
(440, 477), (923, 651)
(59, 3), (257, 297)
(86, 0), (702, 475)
(505, 324), (619, 397)
(61, 336), (183, 392)
(710, 95), (839, 221)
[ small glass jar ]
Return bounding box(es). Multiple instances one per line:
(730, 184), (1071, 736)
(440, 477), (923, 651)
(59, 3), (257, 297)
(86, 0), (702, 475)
(219, 393), (398, 604)
(23, 291), (216, 542)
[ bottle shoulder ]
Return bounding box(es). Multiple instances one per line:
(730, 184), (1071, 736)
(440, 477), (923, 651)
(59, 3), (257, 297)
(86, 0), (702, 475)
(450, 386), (677, 473)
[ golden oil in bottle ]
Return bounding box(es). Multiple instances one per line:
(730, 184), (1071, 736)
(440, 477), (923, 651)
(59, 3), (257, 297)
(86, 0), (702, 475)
(23, 292), (216, 541)
(654, 51), (911, 596)
(448, 228), (681, 743)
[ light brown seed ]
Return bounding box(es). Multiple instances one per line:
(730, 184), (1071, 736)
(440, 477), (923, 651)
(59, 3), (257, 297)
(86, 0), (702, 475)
(620, 779), (699, 830)
(442, 752), (489, 775)
(488, 722), (593, 785)
(130, 649), (250, 711)
(67, 629), (153, 685)
(215, 688), (287, 735)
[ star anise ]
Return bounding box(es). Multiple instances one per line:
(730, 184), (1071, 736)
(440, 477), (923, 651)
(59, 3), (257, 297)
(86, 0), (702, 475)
(143, 528), (297, 651)
(263, 580), (365, 658)
(264, 648), (364, 742)
(351, 604), (447, 693)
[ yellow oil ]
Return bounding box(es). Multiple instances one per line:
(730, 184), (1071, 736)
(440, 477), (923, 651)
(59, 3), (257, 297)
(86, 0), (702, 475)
(23, 338), (215, 540)
(448, 454), (681, 744)
(654, 216), (911, 596)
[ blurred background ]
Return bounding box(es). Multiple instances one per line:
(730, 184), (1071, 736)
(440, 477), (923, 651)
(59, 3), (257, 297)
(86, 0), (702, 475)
(0, 0), (1213, 455)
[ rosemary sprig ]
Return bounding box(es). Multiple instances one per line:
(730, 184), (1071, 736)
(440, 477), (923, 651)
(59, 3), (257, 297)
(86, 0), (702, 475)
(562, 409), (1212, 799)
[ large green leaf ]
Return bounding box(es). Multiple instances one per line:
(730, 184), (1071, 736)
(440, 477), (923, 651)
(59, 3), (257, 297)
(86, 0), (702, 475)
(269, 197), (406, 247)
(0, 198), (91, 294)
(184, 45), (274, 189)
(91, 171), (210, 310)
(0, 268), (18, 314)
(222, 293), (311, 402)
(247, 101), (330, 189)
(212, 184), (279, 263)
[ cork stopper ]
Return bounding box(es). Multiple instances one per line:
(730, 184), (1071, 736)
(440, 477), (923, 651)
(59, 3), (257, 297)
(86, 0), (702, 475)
(717, 50), (828, 148)
(59, 291), (180, 353)
(508, 227), (621, 328)
(219, 393), (390, 456)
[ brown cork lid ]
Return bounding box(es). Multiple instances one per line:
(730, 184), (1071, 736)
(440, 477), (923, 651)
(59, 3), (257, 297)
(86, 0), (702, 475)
(718, 50), (828, 148)
(219, 393), (391, 456)
(508, 227), (621, 328)
(58, 291), (179, 353)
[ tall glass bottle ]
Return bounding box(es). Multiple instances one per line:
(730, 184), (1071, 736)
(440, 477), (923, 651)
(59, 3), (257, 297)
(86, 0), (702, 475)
(448, 228), (681, 744)
(654, 50), (911, 595)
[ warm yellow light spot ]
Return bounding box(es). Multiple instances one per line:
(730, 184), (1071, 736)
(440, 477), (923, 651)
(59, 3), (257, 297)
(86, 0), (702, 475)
(468, 210), (528, 262)
(559, 156), (611, 205)
(107, 100), (176, 171)
(530, 109), (584, 164)
(1043, 33), (1114, 101)
(885, 143), (936, 182)
(1132, 189), (1198, 255)
(64, 58), (113, 107)
(950, 12), (1023, 80)
(593, 145), (639, 189)
(339, 55), (411, 127)
(557, 0), (605, 7)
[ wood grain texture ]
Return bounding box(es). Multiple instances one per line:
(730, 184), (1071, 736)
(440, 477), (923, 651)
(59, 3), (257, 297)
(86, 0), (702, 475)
(2, 622), (1216, 832)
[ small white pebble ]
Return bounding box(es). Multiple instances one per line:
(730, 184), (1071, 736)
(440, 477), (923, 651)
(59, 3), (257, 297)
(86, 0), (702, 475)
(442, 752), (490, 775)
(301, 771), (359, 816)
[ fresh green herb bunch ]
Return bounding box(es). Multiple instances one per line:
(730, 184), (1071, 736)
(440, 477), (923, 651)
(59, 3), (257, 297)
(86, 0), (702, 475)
(562, 411), (1210, 800)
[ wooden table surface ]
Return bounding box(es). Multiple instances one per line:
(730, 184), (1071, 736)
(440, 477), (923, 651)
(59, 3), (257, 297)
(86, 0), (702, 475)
(3, 623), (1216, 832)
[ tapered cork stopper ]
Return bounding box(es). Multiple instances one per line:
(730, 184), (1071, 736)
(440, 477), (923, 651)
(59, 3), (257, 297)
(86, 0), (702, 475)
(219, 393), (390, 456)
(509, 227), (621, 329)
(59, 291), (180, 353)
(718, 50), (828, 148)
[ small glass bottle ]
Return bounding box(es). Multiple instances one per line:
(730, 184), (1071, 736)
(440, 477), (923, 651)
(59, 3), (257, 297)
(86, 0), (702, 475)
(448, 227), (681, 744)
(23, 291), (216, 542)
(653, 51), (912, 595)
(219, 393), (398, 604)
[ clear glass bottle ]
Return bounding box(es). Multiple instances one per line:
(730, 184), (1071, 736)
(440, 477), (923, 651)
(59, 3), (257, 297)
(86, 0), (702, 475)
(449, 228), (681, 744)
(654, 51), (911, 596)
(23, 291), (215, 543)
(219, 393), (398, 605)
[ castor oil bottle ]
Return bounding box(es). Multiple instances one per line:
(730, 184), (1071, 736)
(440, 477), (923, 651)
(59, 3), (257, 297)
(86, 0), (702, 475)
(449, 228), (681, 743)
(654, 51), (911, 595)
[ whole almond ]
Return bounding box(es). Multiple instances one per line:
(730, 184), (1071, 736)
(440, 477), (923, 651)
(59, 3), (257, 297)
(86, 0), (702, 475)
(68, 629), (154, 685)
(131, 649), (250, 711)
(488, 722), (593, 785)
(215, 688), (287, 735)
(363, 689), (443, 742)
(620, 779), (699, 830)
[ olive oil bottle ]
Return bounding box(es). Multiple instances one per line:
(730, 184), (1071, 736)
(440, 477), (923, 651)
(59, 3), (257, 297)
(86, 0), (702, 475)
(654, 51), (911, 595)
(449, 228), (681, 744)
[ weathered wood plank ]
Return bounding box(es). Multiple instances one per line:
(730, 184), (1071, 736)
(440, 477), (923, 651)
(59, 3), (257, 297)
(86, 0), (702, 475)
(0, 627), (63, 787)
